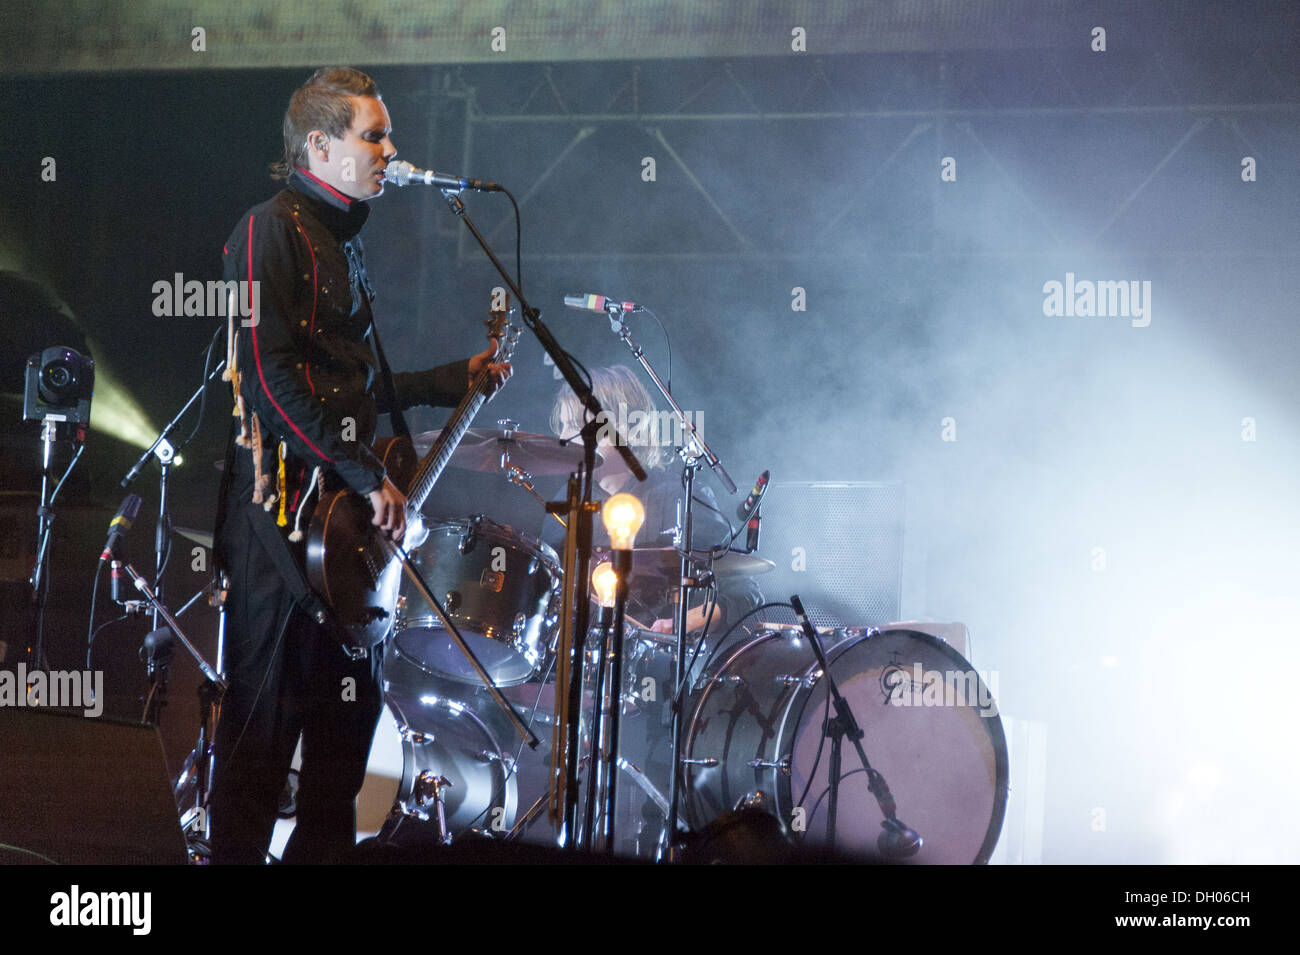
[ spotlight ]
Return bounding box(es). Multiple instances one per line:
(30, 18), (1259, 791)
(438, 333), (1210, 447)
(23, 345), (94, 424)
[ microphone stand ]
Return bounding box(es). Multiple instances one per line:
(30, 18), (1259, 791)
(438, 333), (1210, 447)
(603, 307), (734, 495)
(116, 340), (224, 854)
(789, 595), (922, 859)
(119, 561), (226, 691)
(120, 352), (227, 634)
(27, 416), (78, 669)
(431, 185), (645, 849)
(582, 609), (610, 849)
(599, 305), (736, 860)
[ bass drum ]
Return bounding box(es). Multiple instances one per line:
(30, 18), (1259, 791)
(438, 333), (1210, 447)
(376, 629), (559, 842)
(683, 628), (1008, 864)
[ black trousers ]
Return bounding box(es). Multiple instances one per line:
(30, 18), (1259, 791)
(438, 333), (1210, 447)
(209, 503), (383, 864)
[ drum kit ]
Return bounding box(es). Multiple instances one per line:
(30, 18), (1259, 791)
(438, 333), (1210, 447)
(356, 424), (1010, 863)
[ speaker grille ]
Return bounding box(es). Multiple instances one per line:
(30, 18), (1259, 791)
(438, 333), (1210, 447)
(755, 482), (904, 628)
(0, 706), (188, 865)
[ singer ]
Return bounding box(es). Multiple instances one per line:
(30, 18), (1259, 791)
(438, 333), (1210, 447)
(208, 67), (509, 864)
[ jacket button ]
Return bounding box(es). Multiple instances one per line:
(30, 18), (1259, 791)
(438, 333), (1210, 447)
(300, 320), (307, 327)
(295, 362), (303, 369)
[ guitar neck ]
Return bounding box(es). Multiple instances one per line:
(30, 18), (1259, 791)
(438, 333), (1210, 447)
(405, 369), (493, 513)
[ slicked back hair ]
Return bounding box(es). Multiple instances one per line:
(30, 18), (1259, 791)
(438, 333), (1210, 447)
(271, 67), (380, 180)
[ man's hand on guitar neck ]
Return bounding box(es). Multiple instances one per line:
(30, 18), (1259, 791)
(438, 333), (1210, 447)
(468, 339), (512, 396)
(367, 477), (408, 543)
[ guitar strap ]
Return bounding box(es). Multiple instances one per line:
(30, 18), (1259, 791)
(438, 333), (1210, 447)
(243, 503), (345, 644)
(366, 321), (410, 441)
(347, 235), (409, 442)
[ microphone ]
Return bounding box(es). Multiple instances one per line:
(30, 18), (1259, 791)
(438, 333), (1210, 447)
(110, 561), (128, 603)
(563, 293), (645, 315)
(382, 160), (501, 192)
(745, 510), (762, 554)
(877, 818), (923, 859)
(99, 494), (143, 562)
(735, 470), (770, 521)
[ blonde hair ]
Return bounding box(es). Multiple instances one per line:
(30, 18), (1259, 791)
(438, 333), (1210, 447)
(550, 365), (671, 470)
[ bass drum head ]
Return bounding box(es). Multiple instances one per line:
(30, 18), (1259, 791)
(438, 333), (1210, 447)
(383, 639), (518, 836)
(791, 629), (1008, 864)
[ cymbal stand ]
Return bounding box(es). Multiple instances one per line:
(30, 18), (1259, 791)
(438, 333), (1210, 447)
(598, 305), (736, 860)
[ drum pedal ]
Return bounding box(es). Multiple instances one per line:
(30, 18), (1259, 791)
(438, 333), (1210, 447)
(411, 771), (453, 843)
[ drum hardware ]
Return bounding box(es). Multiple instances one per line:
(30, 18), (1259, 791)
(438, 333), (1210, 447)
(776, 672), (821, 689)
(395, 516), (561, 687)
(597, 546), (775, 584)
(393, 184), (651, 847)
(734, 790), (777, 814)
(505, 463), (567, 529)
(392, 536), (540, 755)
(410, 771), (453, 843)
(787, 594), (916, 857)
(682, 614), (1008, 863)
(414, 426), (605, 476)
(401, 727), (431, 745)
(588, 300), (738, 860)
(543, 388), (650, 845)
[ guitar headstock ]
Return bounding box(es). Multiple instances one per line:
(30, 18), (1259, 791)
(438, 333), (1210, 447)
(485, 293), (521, 363)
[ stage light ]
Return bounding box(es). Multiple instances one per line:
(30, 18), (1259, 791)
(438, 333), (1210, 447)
(601, 493), (644, 551)
(591, 561), (619, 608)
(87, 361), (160, 451)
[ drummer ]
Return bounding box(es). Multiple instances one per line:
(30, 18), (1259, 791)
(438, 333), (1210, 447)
(548, 365), (763, 639)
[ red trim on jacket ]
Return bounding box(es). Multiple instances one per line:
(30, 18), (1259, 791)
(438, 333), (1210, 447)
(295, 166), (354, 205)
(246, 214), (335, 465)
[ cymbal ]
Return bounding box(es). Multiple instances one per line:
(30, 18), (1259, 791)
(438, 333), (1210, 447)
(175, 526), (214, 550)
(598, 547), (774, 582)
(414, 428), (603, 476)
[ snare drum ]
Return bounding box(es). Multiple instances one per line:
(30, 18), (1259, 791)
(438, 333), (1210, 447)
(683, 627), (1008, 863)
(397, 516), (561, 687)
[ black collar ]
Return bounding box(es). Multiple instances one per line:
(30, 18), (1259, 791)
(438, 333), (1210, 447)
(288, 168), (370, 242)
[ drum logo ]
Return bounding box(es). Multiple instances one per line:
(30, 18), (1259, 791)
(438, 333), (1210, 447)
(880, 653), (998, 717)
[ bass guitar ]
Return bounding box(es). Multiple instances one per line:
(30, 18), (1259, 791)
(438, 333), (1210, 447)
(306, 304), (520, 648)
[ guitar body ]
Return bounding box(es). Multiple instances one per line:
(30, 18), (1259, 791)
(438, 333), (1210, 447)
(305, 435), (427, 648)
(304, 306), (520, 649)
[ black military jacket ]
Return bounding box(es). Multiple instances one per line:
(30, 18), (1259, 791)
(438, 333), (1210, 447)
(220, 168), (466, 523)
